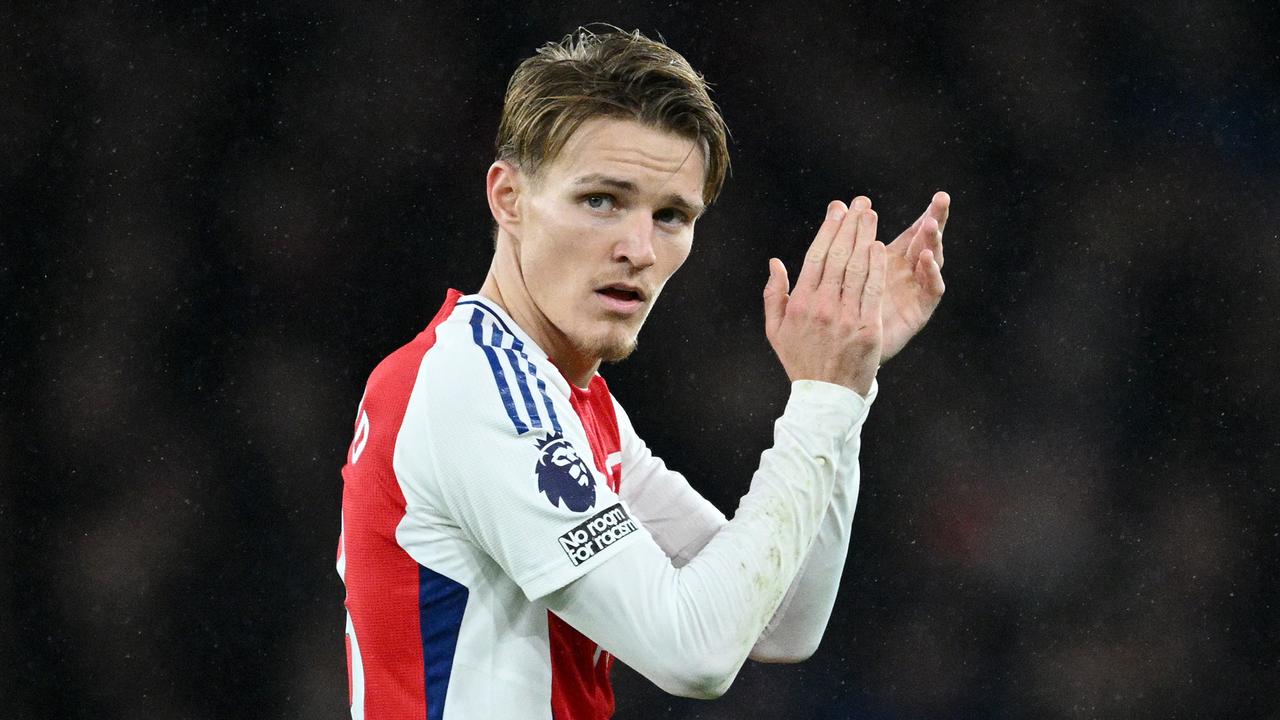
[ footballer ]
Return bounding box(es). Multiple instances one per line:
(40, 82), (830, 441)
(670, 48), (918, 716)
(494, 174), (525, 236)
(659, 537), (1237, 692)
(337, 27), (949, 719)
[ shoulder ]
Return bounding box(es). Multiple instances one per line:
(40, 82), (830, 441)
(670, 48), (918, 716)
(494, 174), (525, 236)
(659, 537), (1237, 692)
(393, 301), (564, 503)
(386, 298), (582, 484)
(417, 301), (568, 439)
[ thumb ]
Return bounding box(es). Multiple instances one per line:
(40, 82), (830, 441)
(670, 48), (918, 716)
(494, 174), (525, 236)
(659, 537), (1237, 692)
(763, 258), (789, 340)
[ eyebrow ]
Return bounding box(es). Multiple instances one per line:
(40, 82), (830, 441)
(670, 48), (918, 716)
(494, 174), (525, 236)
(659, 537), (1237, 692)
(573, 173), (705, 218)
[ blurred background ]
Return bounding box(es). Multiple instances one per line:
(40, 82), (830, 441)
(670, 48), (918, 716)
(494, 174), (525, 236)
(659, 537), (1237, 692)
(4, 1), (1278, 717)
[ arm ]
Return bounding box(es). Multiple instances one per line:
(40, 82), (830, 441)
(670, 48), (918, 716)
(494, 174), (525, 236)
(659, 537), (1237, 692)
(617, 195), (935, 662)
(749, 381), (875, 662)
(614, 381), (878, 664)
(754, 191), (950, 658)
(547, 381), (869, 698)
(547, 201), (888, 697)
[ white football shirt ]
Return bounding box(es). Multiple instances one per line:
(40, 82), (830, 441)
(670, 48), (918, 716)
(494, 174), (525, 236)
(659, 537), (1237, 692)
(338, 289), (875, 719)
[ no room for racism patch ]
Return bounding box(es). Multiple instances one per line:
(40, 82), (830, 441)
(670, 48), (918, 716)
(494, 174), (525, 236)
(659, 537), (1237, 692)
(558, 503), (638, 566)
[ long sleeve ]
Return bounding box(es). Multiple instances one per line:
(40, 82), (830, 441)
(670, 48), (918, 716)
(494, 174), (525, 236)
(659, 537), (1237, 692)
(545, 381), (869, 698)
(749, 379), (876, 661)
(613, 380), (877, 663)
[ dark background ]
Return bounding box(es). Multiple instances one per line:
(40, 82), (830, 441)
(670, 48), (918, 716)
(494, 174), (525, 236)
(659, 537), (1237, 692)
(4, 1), (1278, 718)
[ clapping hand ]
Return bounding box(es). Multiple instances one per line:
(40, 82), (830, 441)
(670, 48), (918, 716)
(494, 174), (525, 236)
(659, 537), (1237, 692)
(762, 192), (950, 392)
(879, 191), (949, 362)
(762, 198), (885, 397)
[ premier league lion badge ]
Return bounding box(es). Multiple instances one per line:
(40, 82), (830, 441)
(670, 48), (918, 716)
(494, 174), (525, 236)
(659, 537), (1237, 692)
(534, 433), (596, 512)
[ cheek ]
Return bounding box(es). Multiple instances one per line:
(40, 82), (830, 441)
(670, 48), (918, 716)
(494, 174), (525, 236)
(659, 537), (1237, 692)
(661, 236), (694, 276)
(521, 220), (574, 282)
(525, 211), (590, 272)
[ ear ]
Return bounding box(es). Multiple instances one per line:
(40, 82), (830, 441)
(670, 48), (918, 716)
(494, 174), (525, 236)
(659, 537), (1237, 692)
(486, 160), (523, 232)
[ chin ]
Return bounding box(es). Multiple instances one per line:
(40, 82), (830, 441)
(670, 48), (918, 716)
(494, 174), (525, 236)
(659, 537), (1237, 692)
(575, 328), (639, 364)
(599, 337), (638, 363)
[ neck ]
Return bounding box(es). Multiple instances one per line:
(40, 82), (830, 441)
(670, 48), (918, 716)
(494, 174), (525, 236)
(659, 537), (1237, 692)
(478, 252), (600, 390)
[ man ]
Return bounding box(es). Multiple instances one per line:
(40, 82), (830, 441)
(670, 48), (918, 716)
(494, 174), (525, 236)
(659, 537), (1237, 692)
(337, 28), (948, 720)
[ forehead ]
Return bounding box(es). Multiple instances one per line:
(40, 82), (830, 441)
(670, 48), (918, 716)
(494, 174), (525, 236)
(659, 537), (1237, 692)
(541, 117), (707, 201)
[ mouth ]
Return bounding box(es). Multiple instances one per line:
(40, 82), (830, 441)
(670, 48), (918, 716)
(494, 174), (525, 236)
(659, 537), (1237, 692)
(594, 283), (647, 314)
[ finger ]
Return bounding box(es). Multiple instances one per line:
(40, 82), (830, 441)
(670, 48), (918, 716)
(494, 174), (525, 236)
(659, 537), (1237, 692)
(840, 208), (878, 305)
(763, 257), (790, 340)
(819, 196), (868, 290)
(931, 190), (951, 237)
(889, 191), (950, 252)
(929, 216), (945, 268)
(906, 216), (941, 269)
(796, 201), (848, 292)
(917, 248), (945, 297)
(861, 241), (887, 320)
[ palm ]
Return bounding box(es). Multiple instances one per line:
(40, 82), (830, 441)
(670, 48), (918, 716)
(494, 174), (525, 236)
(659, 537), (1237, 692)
(879, 192), (949, 362)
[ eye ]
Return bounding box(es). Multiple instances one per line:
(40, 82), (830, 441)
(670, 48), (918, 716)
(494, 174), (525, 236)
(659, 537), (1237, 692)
(583, 194), (615, 211)
(654, 207), (690, 227)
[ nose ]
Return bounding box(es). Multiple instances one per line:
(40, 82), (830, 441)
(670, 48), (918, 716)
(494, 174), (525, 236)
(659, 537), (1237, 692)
(612, 214), (657, 269)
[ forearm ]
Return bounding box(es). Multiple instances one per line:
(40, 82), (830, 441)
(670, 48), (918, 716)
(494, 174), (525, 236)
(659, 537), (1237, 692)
(546, 381), (861, 698)
(749, 431), (860, 661)
(749, 379), (875, 662)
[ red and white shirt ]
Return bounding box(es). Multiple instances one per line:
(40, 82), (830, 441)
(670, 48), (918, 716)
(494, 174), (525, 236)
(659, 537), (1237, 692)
(338, 290), (876, 719)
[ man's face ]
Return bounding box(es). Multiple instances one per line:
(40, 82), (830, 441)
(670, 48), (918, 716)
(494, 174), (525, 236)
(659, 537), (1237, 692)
(510, 117), (705, 365)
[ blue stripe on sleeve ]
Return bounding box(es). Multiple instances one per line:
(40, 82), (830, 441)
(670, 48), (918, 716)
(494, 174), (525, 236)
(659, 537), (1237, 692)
(531, 373), (561, 434)
(469, 309), (527, 434)
(462, 299), (562, 435)
(491, 324), (543, 431)
(504, 334), (562, 434)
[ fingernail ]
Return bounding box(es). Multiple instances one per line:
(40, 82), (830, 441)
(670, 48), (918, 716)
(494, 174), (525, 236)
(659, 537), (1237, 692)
(852, 197), (870, 211)
(827, 202), (845, 221)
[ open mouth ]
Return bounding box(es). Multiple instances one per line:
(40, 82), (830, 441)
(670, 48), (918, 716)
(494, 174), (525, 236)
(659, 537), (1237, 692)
(594, 284), (647, 313)
(596, 287), (642, 303)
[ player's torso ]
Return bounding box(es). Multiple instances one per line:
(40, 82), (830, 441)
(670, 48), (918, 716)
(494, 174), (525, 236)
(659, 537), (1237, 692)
(339, 291), (625, 720)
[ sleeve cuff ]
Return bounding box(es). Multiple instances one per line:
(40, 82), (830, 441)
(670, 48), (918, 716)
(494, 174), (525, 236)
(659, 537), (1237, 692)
(786, 378), (878, 436)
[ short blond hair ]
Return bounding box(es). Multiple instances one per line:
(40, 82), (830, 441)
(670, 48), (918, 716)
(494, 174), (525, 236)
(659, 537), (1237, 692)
(497, 27), (730, 206)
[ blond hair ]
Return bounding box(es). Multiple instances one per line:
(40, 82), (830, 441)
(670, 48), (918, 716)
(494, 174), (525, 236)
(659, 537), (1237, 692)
(496, 27), (730, 205)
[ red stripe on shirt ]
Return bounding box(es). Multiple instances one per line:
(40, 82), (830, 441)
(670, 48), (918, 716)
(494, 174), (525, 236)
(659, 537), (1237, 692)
(340, 289), (460, 719)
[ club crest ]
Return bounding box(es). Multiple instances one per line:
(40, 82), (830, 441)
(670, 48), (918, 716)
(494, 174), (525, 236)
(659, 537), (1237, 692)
(534, 433), (596, 512)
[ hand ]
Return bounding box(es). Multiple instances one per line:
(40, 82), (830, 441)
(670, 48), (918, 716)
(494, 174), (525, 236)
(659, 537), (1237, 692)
(880, 191), (950, 362)
(762, 198), (885, 396)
